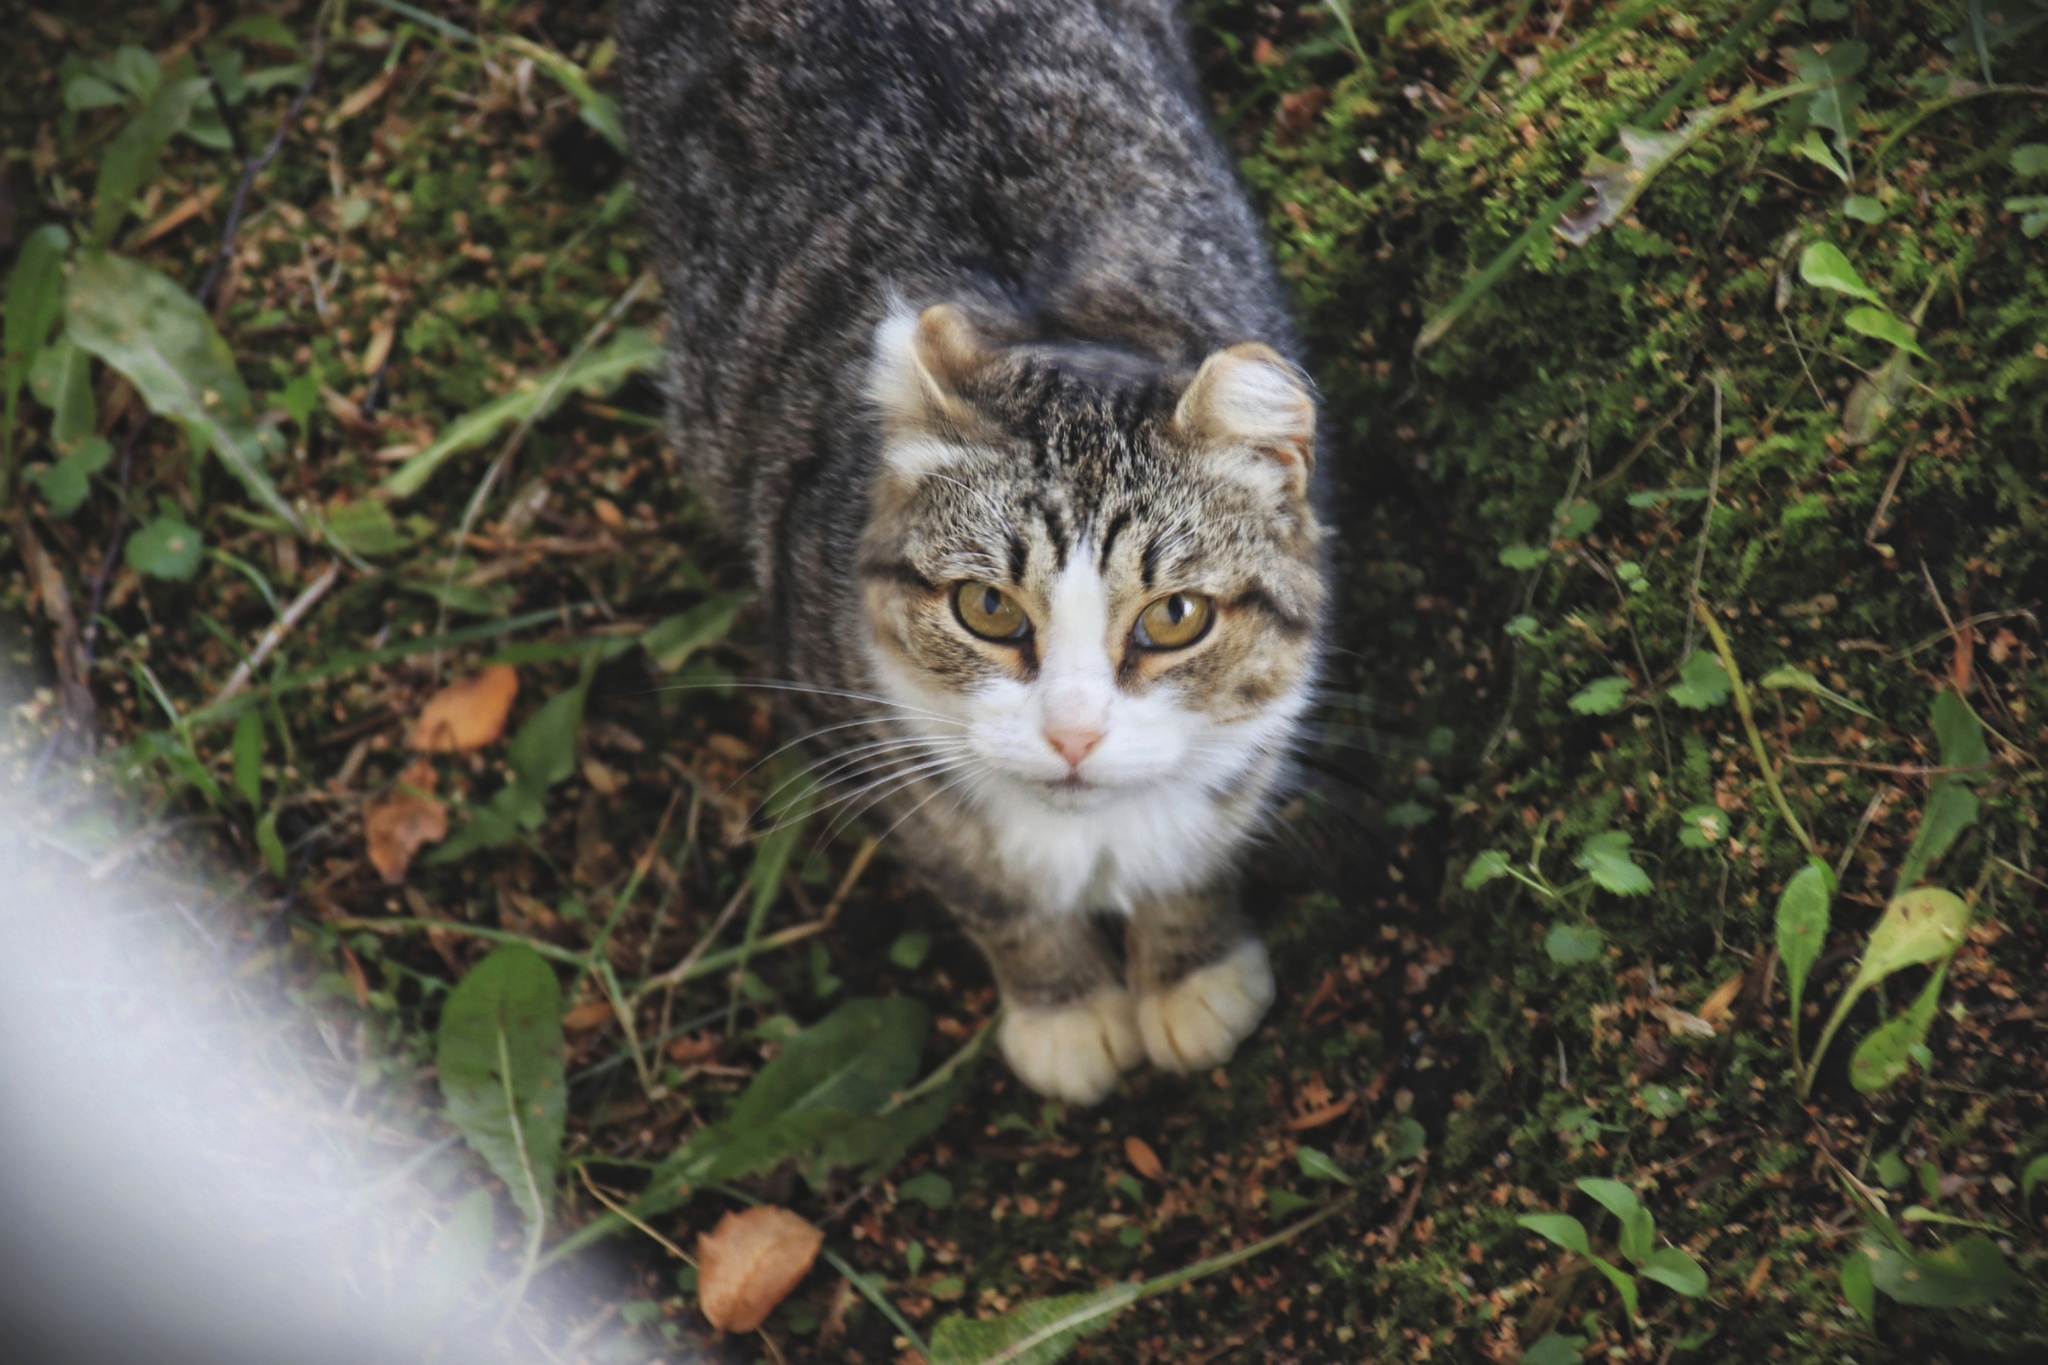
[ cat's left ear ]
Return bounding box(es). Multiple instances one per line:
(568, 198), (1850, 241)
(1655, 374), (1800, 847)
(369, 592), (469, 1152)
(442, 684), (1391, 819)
(868, 303), (990, 480)
(1171, 343), (1316, 500)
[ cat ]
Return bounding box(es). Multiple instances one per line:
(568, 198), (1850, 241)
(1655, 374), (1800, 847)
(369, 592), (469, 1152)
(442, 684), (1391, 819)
(617, 0), (1328, 1103)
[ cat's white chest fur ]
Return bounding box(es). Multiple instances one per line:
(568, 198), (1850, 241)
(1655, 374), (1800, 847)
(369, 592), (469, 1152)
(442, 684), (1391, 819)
(976, 778), (1240, 914)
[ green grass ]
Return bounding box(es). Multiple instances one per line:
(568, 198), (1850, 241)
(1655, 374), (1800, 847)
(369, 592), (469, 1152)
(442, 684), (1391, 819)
(3, 1), (2045, 1362)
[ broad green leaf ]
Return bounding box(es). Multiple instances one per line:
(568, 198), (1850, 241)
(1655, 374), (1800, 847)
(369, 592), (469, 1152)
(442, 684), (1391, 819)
(4, 223), (70, 442)
(929, 1285), (1139, 1365)
(1574, 830), (1651, 896)
(1842, 306), (1929, 360)
(1842, 345), (1913, 446)
(1519, 1336), (1588, 1365)
(1792, 128), (1849, 182)
(1517, 1213), (1592, 1257)
(1385, 800), (1433, 828)
(1677, 803), (1726, 850)
(627, 997), (930, 1222)
(1386, 1117), (1427, 1163)
(1843, 194), (1888, 223)
(221, 14), (305, 49)
(1568, 676), (1629, 716)
(2021, 1153), (2048, 1202)
(1296, 1146), (1355, 1185)
(1462, 849), (1510, 890)
(1498, 543), (1548, 570)
(1849, 962), (1947, 1093)
(125, 513), (205, 581)
(1576, 1178), (1652, 1265)
(1667, 650), (1731, 709)
(435, 682), (589, 859)
(1759, 664), (1877, 719)
(1775, 860), (1834, 1038)
(105, 45), (161, 101)
(2011, 143), (2048, 178)
(642, 596), (739, 672)
(29, 337), (98, 450)
(28, 435), (114, 518)
(815, 1038), (982, 1182)
(1639, 1246), (1708, 1298)
(231, 708), (264, 806)
(1839, 1245), (1876, 1325)
(435, 944), (566, 1229)
(1896, 783), (1978, 889)
(91, 77), (208, 249)
(1798, 242), (1881, 303)
(65, 74), (129, 112)
(322, 498), (412, 556)
(1929, 691), (1989, 774)
(1545, 922), (1604, 964)
(255, 806), (286, 877)
(65, 252), (302, 531)
(1555, 119), (1698, 246)
(899, 1172), (953, 1209)
(1852, 887), (1971, 990)
(1867, 1236), (2019, 1308)
(383, 327), (660, 499)
(890, 930), (933, 970)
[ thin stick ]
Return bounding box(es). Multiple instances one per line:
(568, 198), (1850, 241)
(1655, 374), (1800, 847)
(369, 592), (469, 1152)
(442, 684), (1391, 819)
(819, 1248), (932, 1362)
(820, 835), (881, 922)
(1680, 378), (1723, 660)
(637, 879), (753, 997)
(577, 1166), (694, 1263)
(1692, 597), (1820, 861)
(209, 560), (342, 706)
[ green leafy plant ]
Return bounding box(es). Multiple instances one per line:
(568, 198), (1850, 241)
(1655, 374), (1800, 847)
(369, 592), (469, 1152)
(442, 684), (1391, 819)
(1464, 824), (1649, 964)
(1516, 1177), (1709, 1324)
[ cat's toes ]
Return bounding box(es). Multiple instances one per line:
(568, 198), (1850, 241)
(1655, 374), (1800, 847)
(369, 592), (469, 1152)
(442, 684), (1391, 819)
(998, 988), (1143, 1104)
(1137, 939), (1275, 1073)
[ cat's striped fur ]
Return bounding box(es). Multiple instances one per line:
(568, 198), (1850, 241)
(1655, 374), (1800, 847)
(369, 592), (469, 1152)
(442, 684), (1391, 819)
(619, 0), (1328, 1101)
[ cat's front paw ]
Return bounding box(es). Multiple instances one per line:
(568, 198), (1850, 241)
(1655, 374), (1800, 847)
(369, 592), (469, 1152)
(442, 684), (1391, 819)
(998, 988), (1143, 1104)
(1136, 938), (1274, 1073)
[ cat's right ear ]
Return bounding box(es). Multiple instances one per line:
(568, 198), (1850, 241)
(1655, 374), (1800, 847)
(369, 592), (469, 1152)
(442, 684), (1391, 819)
(868, 304), (988, 478)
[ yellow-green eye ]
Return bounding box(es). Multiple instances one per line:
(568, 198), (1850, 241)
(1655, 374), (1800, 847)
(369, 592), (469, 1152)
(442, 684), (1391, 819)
(1134, 592), (1213, 650)
(954, 581), (1030, 641)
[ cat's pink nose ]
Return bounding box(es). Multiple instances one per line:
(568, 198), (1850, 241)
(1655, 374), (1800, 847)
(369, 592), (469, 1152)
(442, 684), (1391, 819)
(1044, 726), (1104, 769)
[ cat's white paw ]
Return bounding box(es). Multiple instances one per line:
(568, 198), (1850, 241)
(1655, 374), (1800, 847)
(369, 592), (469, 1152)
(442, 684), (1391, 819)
(1137, 939), (1275, 1073)
(998, 989), (1143, 1104)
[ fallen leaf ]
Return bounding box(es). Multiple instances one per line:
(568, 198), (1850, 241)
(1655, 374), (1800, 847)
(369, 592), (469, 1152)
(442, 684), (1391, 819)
(1124, 1135), (1165, 1181)
(131, 184), (221, 248)
(332, 68), (397, 123)
(412, 664), (520, 752)
(562, 1000), (616, 1031)
(360, 316), (397, 376)
(1696, 971), (1746, 1027)
(697, 1206), (825, 1333)
(1274, 87), (1332, 146)
(668, 1032), (721, 1065)
(1650, 1001), (1717, 1039)
(1285, 1094), (1357, 1131)
(364, 759), (448, 883)
(1743, 1254), (1773, 1302)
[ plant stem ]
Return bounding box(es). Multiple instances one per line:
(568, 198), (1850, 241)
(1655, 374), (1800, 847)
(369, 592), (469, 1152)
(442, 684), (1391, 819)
(821, 1248), (933, 1361)
(1692, 597), (1821, 861)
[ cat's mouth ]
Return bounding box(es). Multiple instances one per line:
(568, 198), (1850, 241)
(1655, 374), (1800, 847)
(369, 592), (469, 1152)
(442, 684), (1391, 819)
(1042, 775), (1097, 794)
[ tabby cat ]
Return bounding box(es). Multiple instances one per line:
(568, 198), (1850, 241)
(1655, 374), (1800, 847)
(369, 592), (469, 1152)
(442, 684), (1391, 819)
(618, 0), (1328, 1103)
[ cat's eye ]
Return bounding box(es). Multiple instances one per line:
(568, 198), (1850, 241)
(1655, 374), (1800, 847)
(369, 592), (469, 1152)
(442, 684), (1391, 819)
(1133, 592), (1213, 650)
(954, 581), (1031, 641)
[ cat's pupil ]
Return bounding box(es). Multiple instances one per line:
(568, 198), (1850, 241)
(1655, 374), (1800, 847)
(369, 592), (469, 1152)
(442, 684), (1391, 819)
(1166, 596), (1186, 624)
(981, 588), (1001, 616)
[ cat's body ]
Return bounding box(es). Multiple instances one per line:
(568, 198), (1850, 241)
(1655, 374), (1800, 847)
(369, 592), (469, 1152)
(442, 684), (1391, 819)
(620, 0), (1327, 1102)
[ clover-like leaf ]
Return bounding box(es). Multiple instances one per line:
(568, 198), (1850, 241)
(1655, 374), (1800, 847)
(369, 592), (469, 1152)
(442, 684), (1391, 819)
(1569, 676), (1629, 716)
(125, 513), (205, 581)
(1667, 650), (1731, 709)
(1575, 830), (1651, 896)
(1677, 803), (1727, 850)
(1463, 849), (1511, 891)
(1545, 922), (1604, 964)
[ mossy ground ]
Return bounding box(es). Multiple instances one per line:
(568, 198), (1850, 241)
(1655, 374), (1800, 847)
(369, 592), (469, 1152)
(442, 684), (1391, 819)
(3, 2), (2044, 1363)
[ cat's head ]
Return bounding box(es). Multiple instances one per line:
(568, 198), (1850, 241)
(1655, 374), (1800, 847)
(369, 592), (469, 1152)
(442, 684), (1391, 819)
(855, 304), (1326, 817)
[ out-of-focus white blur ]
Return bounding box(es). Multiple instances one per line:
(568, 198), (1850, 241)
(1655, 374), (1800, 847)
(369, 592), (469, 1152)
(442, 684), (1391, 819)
(0, 773), (639, 1363)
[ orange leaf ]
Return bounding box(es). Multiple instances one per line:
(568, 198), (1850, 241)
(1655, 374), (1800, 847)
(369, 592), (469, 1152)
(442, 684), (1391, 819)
(562, 1001), (616, 1031)
(363, 759), (447, 883)
(697, 1206), (824, 1333)
(1124, 1135), (1164, 1181)
(411, 665), (519, 752)
(1697, 971), (1746, 1027)
(1284, 1094), (1357, 1131)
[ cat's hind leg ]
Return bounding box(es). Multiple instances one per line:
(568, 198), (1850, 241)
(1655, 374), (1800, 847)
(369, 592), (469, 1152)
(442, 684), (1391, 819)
(1128, 887), (1274, 1073)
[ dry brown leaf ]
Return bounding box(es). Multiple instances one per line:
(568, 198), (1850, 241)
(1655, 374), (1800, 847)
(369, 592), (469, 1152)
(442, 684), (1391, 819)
(1284, 1094), (1357, 1131)
(364, 759), (447, 884)
(1743, 1254), (1773, 1302)
(332, 68), (397, 123)
(360, 316), (397, 376)
(668, 1033), (721, 1065)
(697, 1206), (824, 1333)
(1697, 971), (1747, 1027)
(411, 664), (519, 752)
(1124, 1135), (1165, 1181)
(1649, 1001), (1717, 1039)
(562, 1001), (616, 1031)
